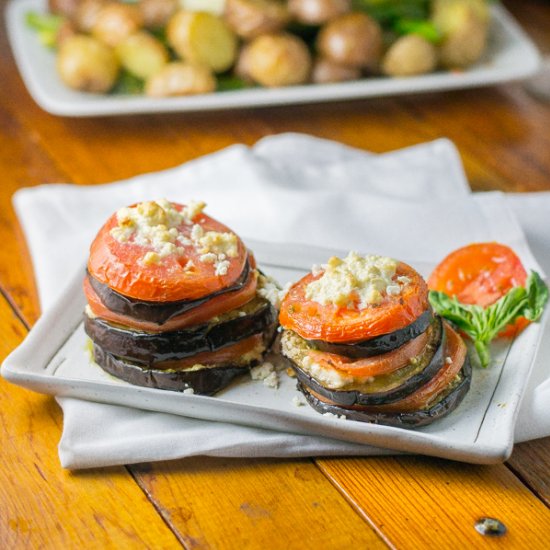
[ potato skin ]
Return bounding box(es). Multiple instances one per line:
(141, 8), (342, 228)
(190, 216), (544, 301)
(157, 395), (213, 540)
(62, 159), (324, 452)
(225, 0), (289, 39)
(56, 34), (119, 92)
(138, 0), (178, 29)
(317, 12), (382, 69)
(145, 62), (216, 96)
(288, 0), (351, 26)
(246, 32), (312, 87)
(92, 3), (144, 47)
(48, 0), (80, 19)
(74, 0), (108, 33)
(382, 34), (437, 77)
(311, 56), (360, 84)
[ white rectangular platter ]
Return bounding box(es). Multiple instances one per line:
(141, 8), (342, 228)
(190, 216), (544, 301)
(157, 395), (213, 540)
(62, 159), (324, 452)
(2, 240), (546, 464)
(7, 0), (541, 117)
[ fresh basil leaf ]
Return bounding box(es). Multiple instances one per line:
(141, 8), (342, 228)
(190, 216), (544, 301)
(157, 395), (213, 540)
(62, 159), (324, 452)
(524, 271), (549, 321)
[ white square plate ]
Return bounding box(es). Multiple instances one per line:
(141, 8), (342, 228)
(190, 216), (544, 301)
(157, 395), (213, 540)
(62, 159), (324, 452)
(6, 0), (541, 117)
(2, 240), (546, 464)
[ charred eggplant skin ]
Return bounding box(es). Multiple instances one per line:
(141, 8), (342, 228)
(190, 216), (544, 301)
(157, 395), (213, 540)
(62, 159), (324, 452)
(306, 308), (432, 358)
(84, 299), (277, 365)
(288, 317), (445, 406)
(92, 343), (251, 394)
(87, 259), (251, 325)
(298, 356), (471, 427)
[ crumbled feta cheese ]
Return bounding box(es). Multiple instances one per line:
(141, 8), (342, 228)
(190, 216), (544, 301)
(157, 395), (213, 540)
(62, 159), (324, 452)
(257, 274), (285, 308)
(199, 253), (217, 263)
(182, 200), (206, 222)
(263, 371), (279, 389)
(292, 395), (306, 407)
(250, 362), (275, 381)
(445, 356), (453, 365)
(215, 260), (230, 276)
(322, 412), (347, 420)
(142, 251), (160, 265)
(183, 387), (195, 395)
(305, 251), (408, 309)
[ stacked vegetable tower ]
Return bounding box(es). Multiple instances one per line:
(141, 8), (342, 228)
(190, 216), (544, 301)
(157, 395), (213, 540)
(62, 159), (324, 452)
(280, 252), (470, 426)
(84, 199), (278, 394)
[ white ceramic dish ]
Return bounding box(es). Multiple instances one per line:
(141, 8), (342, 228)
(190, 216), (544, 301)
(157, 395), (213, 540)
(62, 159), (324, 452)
(2, 240), (546, 464)
(6, 0), (541, 117)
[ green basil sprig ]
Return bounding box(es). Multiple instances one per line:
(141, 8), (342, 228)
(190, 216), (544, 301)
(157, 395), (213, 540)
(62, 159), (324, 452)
(429, 271), (548, 368)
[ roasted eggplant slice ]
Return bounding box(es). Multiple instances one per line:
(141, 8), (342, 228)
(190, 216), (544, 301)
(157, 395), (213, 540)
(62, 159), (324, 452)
(87, 259), (251, 324)
(306, 308), (432, 358)
(85, 297), (277, 365)
(283, 317), (445, 406)
(92, 343), (252, 394)
(298, 356), (471, 427)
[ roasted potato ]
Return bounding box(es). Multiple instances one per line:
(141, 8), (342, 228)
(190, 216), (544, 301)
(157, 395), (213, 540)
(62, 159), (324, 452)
(311, 56), (360, 83)
(145, 62), (216, 96)
(116, 31), (169, 80)
(48, 0), (80, 19)
(225, 0), (289, 39)
(167, 11), (238, 73)
(245, 32), (312, 87)
(382, 34), (437, 77)
(317, 12), (382, 69)
(92, 3), (144, 47)
(138, 0), (178, 29)
(57, 34), (119, 92)
(288, 0), (351, 26)
(433, 0), (489, 68)
(74, 0), (108, 33)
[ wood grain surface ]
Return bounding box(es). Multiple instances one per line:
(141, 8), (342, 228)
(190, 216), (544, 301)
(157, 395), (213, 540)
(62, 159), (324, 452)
(0, 0), (549, 548)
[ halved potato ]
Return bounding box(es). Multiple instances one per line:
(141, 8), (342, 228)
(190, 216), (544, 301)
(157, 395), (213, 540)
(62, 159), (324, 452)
(312, 56), (360, 84)
(138, 0), (178, 29)
(116, 31), (169, 80)
(145, 61), (216, 96)
(382, 34), (437, 77)
(167, 11), (238, 73)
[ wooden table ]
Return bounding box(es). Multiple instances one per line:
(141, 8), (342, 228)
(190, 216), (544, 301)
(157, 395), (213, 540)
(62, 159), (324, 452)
(1, 1), (550, 547)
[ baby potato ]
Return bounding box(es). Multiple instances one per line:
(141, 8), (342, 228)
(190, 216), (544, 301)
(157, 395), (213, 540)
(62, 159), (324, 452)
(92, 3), (144, 47)
(57, 34), (119, 92)
(145, 62), (216, 96)
(74, 0), (108, 33)
(224, 0), (289, 39)
(317, 12), (382, 69)
(116, 31), (169, 80)
(138, 0), (178, 29)
(48, 0), (80, 19)
(167, 11), (237, 73)
(246, 32), (311, 87)
(382, 34), (437, 77)
(288, 0), (351, 26)
(311, 56), (360, 84)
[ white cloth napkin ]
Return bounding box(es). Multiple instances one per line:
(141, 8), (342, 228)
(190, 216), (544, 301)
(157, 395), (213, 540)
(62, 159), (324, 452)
(12, 134), (550, 468)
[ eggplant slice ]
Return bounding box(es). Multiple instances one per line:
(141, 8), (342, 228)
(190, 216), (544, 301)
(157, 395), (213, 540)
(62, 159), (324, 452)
(283, 317), (445, 407)
(87, 259), (251, 325)
(92, 343), (254, 394)
(298, 356), (471, 428)
(306, 308), (433, 359)
(85, 297), (277, 365)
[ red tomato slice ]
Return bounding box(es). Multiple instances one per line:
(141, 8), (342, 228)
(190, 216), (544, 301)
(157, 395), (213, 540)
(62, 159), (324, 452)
(154, 334), (264, 371)
(428, 242), (528, 337)
(279, 262), (429, 343)
(306, 327), (431, 378)
(84, 269), (258, 333)
(88, 203), (248, 302)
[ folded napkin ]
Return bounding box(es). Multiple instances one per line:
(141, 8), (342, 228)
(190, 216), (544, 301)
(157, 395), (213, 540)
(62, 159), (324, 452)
(12, 134), (550, 468)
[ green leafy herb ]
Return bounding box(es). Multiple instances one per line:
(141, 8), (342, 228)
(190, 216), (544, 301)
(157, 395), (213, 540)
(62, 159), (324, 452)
(26, 11), (64, 49)
(429, 271), (548, 368)
(112, 71), (145, 95)
(352, 0), (430, 25)
(393, 19), (442, 43)
(216, 76), (250, 92)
